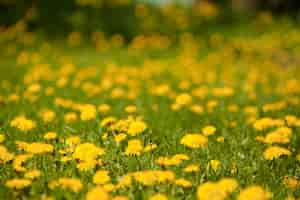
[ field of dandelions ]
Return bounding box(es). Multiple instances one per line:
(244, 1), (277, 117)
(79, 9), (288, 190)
(1, 16), (300, 200)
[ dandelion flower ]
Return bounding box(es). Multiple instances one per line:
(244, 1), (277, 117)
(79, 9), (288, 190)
(238, 186), (271, 200)
(93, 170), (111, 185)
(180, 133), (208, 148)
(125, 139), (143, 156)
(86, 186), (109, 200)
(263, 146), (291, 160)
(127, 120), (147, 136)
(6, 178), (32, 189)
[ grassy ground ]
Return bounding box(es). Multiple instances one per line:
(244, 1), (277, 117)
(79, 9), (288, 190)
(0, 21), (300, 200)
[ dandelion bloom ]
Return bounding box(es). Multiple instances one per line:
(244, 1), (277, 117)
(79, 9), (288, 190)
(93, 170), (111, 185)
(24, 142), (54, 154)
(149, 194), (168, 200)
(175, 178), (192, 188)
(125, 139), (143, 156)
(183, 164), (200, 173)
(263, 146), (291, 160)
(0, 145), (14, 164)
(180, 133), (208, 148)
(197, 182), (226, 200)
(6, 178), (32, 189)
(202, 125), (216, 136)
(10, 116), (36, 132)
(127, 120), (147, 136)
(44, 132), (57, 140)
(98, 104), (111, 113)
(175, 93), (192, 106)
(86, 186), (109, 200)
(13, 154), (33, 172)
(73, 143), (105, 161)
(41, 110), (56, 123)
(238, 186), (271, 200)
(209, 160), (221, 172)
(49, 178), (83, 193)
(0, 134), (5, 143)
(24, 169), (41, 179)
(197, 178), (238, 200)
(79, 104), (97, 121)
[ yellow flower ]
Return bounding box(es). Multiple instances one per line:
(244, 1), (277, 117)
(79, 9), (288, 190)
(66, 136), (80, 146)
(144, 143), (157, 152)
(175, 93), (192, 106)
(212, 87), (234, 97)
(6, 178), (32, 189)
(197, 182), (226, 200)
(125, 139), (143, 156)
(156, 156), (182, 166)
(79, 104), (97, 121)
(49, 178), (82, 193)
(156, 154), (189, 167)
(263, 146), (291, 160)
(218, 178), (239, 194)
(283, 176), (299, 189)
(98, 104), (111, 114)
(238, 186), (271, 200)
(86, 186), (109, 200)
(10, 116), (36, 132)
(44, 132), (57, 140)
(0, 145), (14, 164)
(127, 120), (147, 136)
(175, 178), (192, 188)
(64, 112), (78, 123)
(117, 175), (132, 188)
(209, 160), (221, 172)
(202, 125), (216, 136)
(27, 83), (41, 93)
(24, 142), (54, 154)
(216, 136), (224, 143)
(41, 110), (56, 123)
(197, 178), (238, 200)
(114, 133), (127, 144)
(103, 183), (115, 192)
(0, 134), (5, 143)
(132, 170), (175, 186)
(296, 154), (300, 161)
(263, 101), (286, 112)
(253, 118), (284, 131)
(76, 159), (98, 171)
(24, 169), (41, 179)
(112, 196), (128, 200)
(73, 143), (105, 161)
(173, 154), (190, 161)
(149, 194), (168, 200)
(100, 116), (117, 127)
(207, 100), (218, 112)
(183, 164), (200, 173)
(13, 154), (32, 172)
(93, 170), (111, 185)
(264, 127), (292, 144)
(125, 105), (137, 113)
(190, 104), (204, 114)
(180, 133), (208, 148)
(102, 132), (108, 140)
(285, 115), (298, 126)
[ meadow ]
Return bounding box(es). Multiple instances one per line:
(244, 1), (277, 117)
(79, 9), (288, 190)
(0, 16), (300, 200)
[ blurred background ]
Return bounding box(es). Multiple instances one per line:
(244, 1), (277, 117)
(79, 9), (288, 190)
(0, 0), (299, 41)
